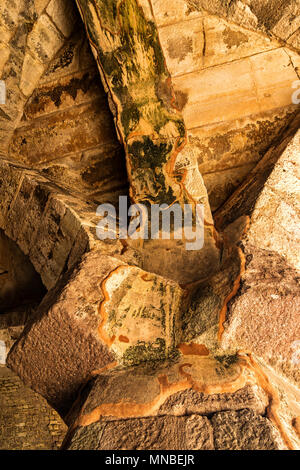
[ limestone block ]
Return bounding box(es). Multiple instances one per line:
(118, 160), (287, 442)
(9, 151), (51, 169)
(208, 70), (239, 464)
(0, 0), (21, 31)
(173, 48), (298, 130)
(0, 42), (10, 72)
(46, 0), (78, 38)
(157, 14), (278, 78)
(179, 0), (300, 48)
(173, 57), (260, 128)
(211, 409), (285, 450)
(20, 53), (45, 96)
(202, 16), (278, 69)
(203, 163), (254, 211)
(287, 30), (300, 50)
(7, 251), (184, 414)
(65, 414), (214, 450)
(19, 53), (45, 97)
(63, 354), (267, 425)
(157, 17), (204, 77)
(214, 113), (300, 230)
(182, 237), (244, 348)
(151, 0), (204, 27)
(0, 229), (45, 311)
(23, 70), (102, 119)
(27, 14), (64, 63)
(9, 100), (117, 164)
(246, 130), (300, 270)
(271, 2), (300, 41)
(0, 367), (67, 450)
(221, 244), (300, 387)
(62, 353), (270, 449)
(215, 125), (300, 387)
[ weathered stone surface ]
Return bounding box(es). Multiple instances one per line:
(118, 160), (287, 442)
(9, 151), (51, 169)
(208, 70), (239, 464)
(0, 0), (72, 155)
(150, 1), (299, 208)
(7, 250), (184, 415)
(64, 353), (268, 427)
(182, 241), (243, 348)
(211, 409), (285, 450)
(0, 367), (67, 450)
(158, 13), (279, 77)
(218, 128), (300, 387)
(64, 414), (214, 450)
(215, 113), (300, 230)
(62, 352), (279, 450)
(246, 132), (300, 271)
(10, 99), (118, 164)
(180, 215), (249, 350)
(27, 14), (64, 64)
(181, 0), (300, 48)
(76, 0), (220, 283)
(0, 161), (91, 289)
(46, 0), (78, 39)
(222, 244), (300, 387)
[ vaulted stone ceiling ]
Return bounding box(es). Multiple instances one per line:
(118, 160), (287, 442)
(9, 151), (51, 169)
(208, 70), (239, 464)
(0, 0), (299, 210)
(0, 0), (299, 451)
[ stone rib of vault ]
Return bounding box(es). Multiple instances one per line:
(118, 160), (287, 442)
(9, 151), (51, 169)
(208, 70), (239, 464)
(7, 250), (184, 416)
(75, 0), (221, 283)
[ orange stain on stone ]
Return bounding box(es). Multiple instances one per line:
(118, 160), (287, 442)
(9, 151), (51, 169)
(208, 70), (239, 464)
(77, 355), (252, 427)
(98, 265), (128, 347)
(119, 335), (130, 343)
(177, 342), (209, 356)
(218, 246), (245, 341)
(240, 351), (296, 450)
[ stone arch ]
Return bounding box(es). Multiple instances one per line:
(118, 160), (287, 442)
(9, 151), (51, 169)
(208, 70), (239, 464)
(0, 159), (94, 289)
(0, 0), (79, 154)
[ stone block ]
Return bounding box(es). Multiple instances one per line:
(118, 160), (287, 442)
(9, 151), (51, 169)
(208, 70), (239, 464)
(7, 251), (184, 414)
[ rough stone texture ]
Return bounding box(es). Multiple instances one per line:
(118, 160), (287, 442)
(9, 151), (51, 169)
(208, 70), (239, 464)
(216, 127), (300, 392)
(7, 250), (184, 415)
(181, 0), (300, 48)
(0, 0), (299, 452)
(0, 0), (70, 153)
(64, 353), (268, 427)
(76, 0), (221, 284)
(222, 244), (300, 386)
(211, 409), (284, 450)
(8, 21), (128, 209)
(246, 131), (300, 271)
(0, 160), (139, 290)
(182, 236), (244, 348)
(1, 1), (128, 215)
(0, 229), (46, 311)
(151, 0), (300, 209)
(215, 113), (300, 230)
(62, 354), (278, 450)
(0, 366), (67, 450)
(64, 414), (214, 450)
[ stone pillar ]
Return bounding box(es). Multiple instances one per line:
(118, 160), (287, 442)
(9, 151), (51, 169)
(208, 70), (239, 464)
(75, 0), (221, 283)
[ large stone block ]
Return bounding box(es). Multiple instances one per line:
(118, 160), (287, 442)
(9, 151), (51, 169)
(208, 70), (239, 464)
(218, 127), (300, 387)
(211, 409), (284, 450)
(7, 251), (184, 415)
(62, 353), (270, 449)
(64, 414), (214, 450)
(0, 367), (67, 450)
